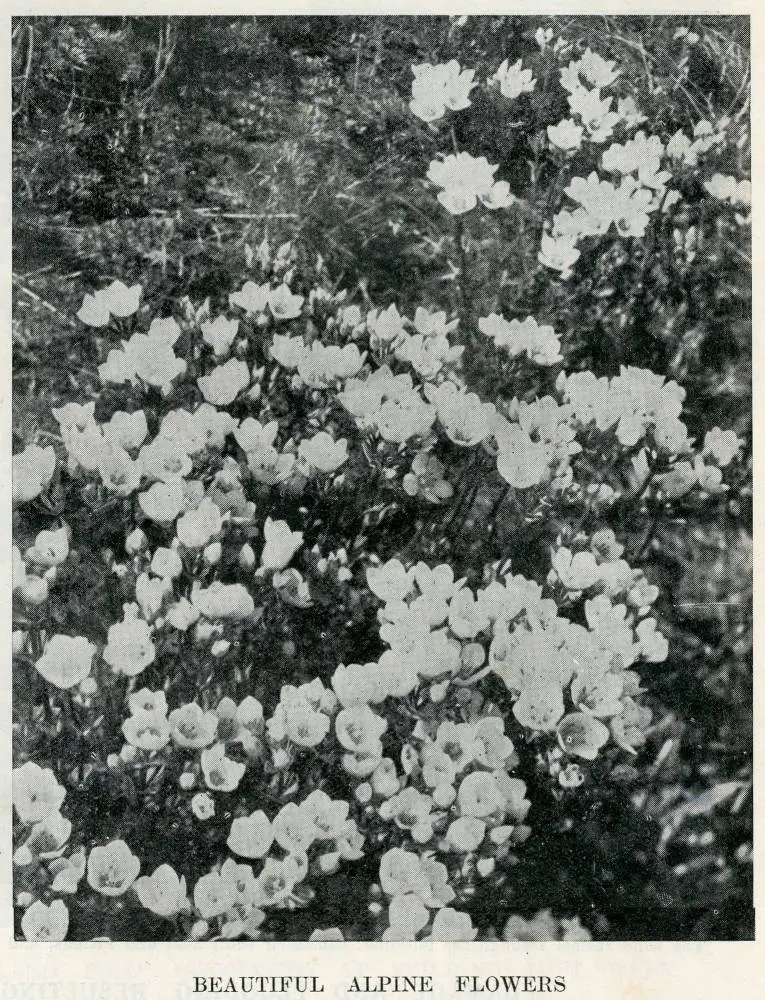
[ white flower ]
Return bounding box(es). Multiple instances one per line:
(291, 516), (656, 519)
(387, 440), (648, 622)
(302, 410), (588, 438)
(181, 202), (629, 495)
(192, 582), (255, 620)
(492, 58), (535, 99)
(367, 303), (408, 344)
(636, 618), (669, 662)
(98, 348), (133, 385)
(101, 410), (149, 452)
(413, 307), (459, 339)
(268, 283), (304, 320)
(234, 417), (279, 453)
(21, 899), (69, 941)
(386, 894), (430, 940)
(13, 762), (66, 824)
(298, 431), (348, 473)
(129, 688), (168, 716)
(297, 342), (364, 387)
(122, 710), (172, 752)
(557, 712), (611, 760)
(200, 743), (246, 792)
(52, 400), (96, 431)
(138, 437), (191, 483)
(335, 705), (387, 755)
(135, 572), (170, 620)
(201, 316), (239, 356)
(49, 850), (87, 894)
(100, 280), (142, 318)
(177, 497), (224, 549)
(375, 392), (436, 443)
(138, 480), (188, 523)
(426, 382), (495, 446)
(602, 132), (666, 182)
(561, 49), (619, 92)
(87, 840), (140, 896)
(270, 333), (306, 369)
(428, 907), (477, 941)
(547, 119), (584, 151)
(12, 445), (56, 505)
(229, 281), (269, 314)
(197, 360), (250, 406)
(191, 792), (216, 821)
(538, 231), (580, 277)
(150, 546), (184, 579)
(703, 427), (742, 467)
(272, 802), (318, 854)
(259, 517), (303, 573)
(77, 281), (141, 326)
(103, 618), (155, 676)
(134, 864), (188, 917)
(366, 559), (412, 603)
(479, 314), (562, 366)
(170, 703), (219, 748)
(410, 60), (475, 122)
(565, 172), (656, 238)
(77, 293), (110, 327)
(427, 153), (510, 215)
(310, 928), (344, 941)
(97, 442), (142, 496)
(147, 316), (182, 345)
(35, 635), (95, 689)
(165, 597), (200, 631)
(25, 527), (69, 567)
(704, 173), (749, 204)
(227, 811), (274, 859)
(332, 661), (390, 707)
(126, 334), (186, 393)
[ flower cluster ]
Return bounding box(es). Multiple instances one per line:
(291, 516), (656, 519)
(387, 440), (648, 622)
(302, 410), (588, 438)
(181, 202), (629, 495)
(12, 25), (747, 942)
(410, 61), (475, 123)
(426, 153), (516, 215)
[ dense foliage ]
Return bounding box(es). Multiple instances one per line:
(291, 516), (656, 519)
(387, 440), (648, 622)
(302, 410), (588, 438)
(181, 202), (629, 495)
(12, 16), (751, 942)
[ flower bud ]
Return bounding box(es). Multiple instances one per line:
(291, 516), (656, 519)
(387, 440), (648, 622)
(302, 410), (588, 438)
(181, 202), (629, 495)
(318, 852), (341, 875)
(195, 620), (221, 643)
(125, 528), (148, 555)
(12, 631), (28, 656)
(190, 920), (210, 940)
(203, 542), (222, 566)
(178, 772), (196, 791)
(271, 747), (291, 770)
(120, 744), (139, 764)
(429, 681), (449, 703)
(432, 783), (457, 808)
(355, 782), (373, 804)
(211, 639), (231, 658)
(476, 858), (495, 878)
(13, 846), (33, 867)
(238, 543), (256, 570)
(79, 676), (98, 697)
(20, 575), (49, 605)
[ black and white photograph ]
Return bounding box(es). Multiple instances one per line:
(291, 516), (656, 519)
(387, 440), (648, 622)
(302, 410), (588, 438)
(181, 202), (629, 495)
(10, 13), (753, 945)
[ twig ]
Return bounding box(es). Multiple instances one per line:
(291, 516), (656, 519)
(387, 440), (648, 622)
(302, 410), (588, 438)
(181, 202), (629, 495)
(12, 22), (34, 119)
(12, 272), (75, 325)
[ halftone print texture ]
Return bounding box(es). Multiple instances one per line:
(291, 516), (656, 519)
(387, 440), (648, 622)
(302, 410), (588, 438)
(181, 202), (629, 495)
(12, 16), (751, 942)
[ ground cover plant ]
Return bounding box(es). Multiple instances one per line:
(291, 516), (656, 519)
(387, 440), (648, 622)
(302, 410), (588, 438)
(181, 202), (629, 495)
(12, 16), (751, 941)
